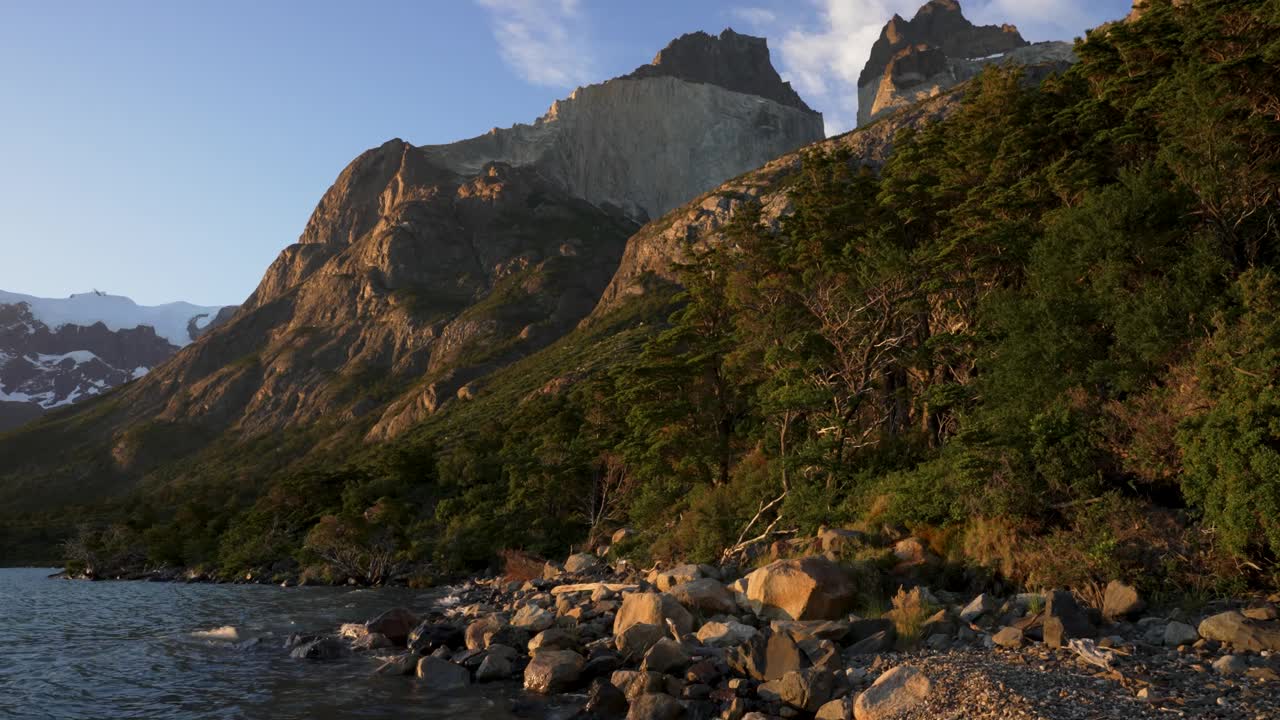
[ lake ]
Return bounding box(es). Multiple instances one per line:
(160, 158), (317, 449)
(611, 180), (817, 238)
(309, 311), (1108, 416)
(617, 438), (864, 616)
(0, 568), (576, 719)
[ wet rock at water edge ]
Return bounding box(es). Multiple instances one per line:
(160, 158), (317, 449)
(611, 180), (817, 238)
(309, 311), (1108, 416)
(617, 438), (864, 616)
(524, 649), (586, 694)
(416, 656), (472, 690)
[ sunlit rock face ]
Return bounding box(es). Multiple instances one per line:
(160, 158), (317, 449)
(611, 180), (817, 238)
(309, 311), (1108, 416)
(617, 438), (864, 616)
(856, 0), (1073, 128)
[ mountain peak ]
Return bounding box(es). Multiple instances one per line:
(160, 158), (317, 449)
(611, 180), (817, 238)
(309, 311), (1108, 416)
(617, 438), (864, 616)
(859, 0), (1027, 89)
(626, 28), (813, 112)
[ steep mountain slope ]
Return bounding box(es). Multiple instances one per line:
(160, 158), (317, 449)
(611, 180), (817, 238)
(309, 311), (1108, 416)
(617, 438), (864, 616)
(855, 0), (1072, 127)
(0, 29), (822, 506)
(0, 291), (233, 431)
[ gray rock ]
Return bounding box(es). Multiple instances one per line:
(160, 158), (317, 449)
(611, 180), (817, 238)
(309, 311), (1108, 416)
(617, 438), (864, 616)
(846, 630), (895, 655)
(565, 553), (601, 574)
(695, 620), (758, 648)
(642, 638), (692, 674)
(1198, 611), (1280, 652)
(759, 668), (834, 712)
(585, 677), (629, 717)
(816, 695), (854, 720)
(529, 628), (580, 654)
(611, 670), (666, 702)
(1212, 654), (1248, 677)
(1103, 581), (1144, 620)
(960, 594), (998, 623)
(614, 593), (694, 637)
(744, 557), (857, 621)
(513, 604), (556, 632)
(415, 656), (471, 690)
(524, 649), (586, 694)
(992, 626), (1024, 648)
(365, 607), (419, 644)
(1164, 621), (1199, 647)
(476, 653), (512, 682)
(289, 636), (346, 660)
(626, 692), (686, 720)
(1044, 590), (1094, 648)
(669, 578), (737, 614)
(854, 665), (932, 720)
(730, 629), (808, 682)
(617, 622), (666, 661)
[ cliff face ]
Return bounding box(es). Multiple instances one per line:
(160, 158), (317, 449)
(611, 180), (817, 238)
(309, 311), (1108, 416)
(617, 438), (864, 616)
(421, 30), (824, 223)
(856, 0), (1071, 127)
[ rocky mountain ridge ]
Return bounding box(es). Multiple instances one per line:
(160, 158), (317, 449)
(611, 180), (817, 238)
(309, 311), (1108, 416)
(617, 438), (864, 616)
(0, 291), (233, 431)
(856, 0), (1073, 127)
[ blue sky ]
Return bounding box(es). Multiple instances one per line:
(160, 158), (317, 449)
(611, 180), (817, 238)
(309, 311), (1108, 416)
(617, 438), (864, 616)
(0, 0), (1130, 306)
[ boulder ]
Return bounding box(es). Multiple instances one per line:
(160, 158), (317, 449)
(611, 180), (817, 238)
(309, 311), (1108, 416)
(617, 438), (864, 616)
(415, 656), (471, 690)
(959, 594), (997, 624)
(669, 578), (737, 614)
(854, 665), (932, 720)
(846, 630), (895, 655)
(529, 628), (580, 654)
(991, 626), (1024, 648)
(642, 638), (692, 674)
(614, 593), (694, 637)
(373, 653), (417, 676)
(543, 561), (565, 580)
(513, 604), (556, 632)
(627, 693), (686, 720)
(289, 636), (347, 660)
(818, 528), (868, 555)
(585, 677), (629, 717)
(524, 649), (586, 694)
(1198, 611), (1280, 652)
(352, 632), (394, 651)
(1243, 605), (1278, 621)
(1212, 654), (1248, 676)
(1043, 590), (1094, 648)
(649, 565), (704, 592)
(816, 696), (855, 720)
(1102, 581), (1144, 620)
(409, 617), (465, 650)
(1164, 621), (1199, 647)
(730, 629), (808, 682)
(566, 553), (602, 574)
(611, 670), (667, 702)
(745, 557), (857, 621)
(365, 607), (419, 644)
(617, 622), (666, 660)
(612, 527), (637, 545)
(464, 616), (505, 650)
(759, 668), (834, 712)
(695, 620), (758, 648)
(476, 653), (512, 682)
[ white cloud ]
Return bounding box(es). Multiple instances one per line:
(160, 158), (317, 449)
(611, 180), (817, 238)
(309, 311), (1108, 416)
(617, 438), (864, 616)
(476, 0), (595, 88)
(730, 7), (779, 27)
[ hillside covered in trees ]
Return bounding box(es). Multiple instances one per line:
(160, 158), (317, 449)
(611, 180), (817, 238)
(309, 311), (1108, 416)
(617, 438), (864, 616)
(9, 0), (1279, 600)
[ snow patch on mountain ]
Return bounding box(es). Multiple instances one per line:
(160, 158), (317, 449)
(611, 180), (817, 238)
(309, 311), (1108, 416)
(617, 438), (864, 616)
(0, 290), (225, 347)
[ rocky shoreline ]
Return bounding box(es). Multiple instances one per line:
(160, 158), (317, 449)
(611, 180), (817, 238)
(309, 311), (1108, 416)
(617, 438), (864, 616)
(258, 540), (1280, 720)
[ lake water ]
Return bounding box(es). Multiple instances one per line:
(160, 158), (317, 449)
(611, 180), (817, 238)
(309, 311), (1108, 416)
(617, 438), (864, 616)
(0, 568), (575, 720)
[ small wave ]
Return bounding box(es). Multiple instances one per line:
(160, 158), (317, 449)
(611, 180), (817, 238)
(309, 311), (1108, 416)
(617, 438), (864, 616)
(191, 625), (240, 641)
(434, 594), (462, 608)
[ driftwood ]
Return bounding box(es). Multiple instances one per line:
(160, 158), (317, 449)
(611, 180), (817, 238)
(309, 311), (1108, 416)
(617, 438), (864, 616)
(721, 490), (789, 562)
(1067, 638), (1120, 671)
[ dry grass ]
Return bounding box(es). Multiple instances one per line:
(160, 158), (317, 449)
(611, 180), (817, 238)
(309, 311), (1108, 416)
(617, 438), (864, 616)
(498, 549), (546, 584)
(887, 585), (936, 649)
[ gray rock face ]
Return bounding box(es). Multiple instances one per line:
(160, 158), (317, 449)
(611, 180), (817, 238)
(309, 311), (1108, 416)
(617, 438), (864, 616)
(855, 0), (1074, 127)
(422, 71), (823, 223)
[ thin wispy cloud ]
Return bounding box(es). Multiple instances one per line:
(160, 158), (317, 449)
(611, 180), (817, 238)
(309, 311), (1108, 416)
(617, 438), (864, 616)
(476, 0), (595, 88)
(730, 7), (779, 27)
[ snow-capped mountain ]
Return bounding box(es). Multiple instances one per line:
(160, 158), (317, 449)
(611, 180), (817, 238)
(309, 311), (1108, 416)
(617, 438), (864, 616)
(0, 290), (235, 431)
